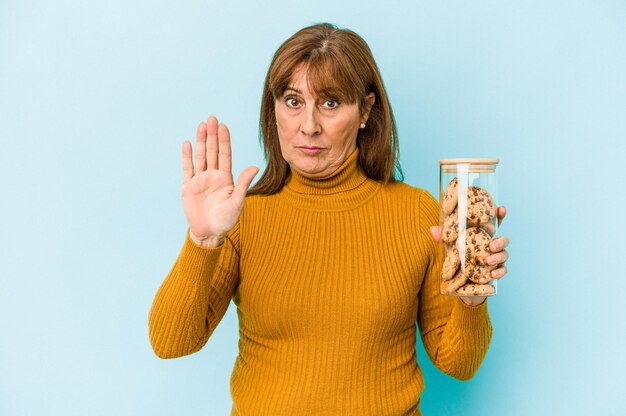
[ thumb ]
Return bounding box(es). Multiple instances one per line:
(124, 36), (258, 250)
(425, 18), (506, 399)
(233, 166), (260, 203)
(430, 226), (442, 242)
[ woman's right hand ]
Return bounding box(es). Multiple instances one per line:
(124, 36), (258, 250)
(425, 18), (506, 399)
(182, 116), (259, 248)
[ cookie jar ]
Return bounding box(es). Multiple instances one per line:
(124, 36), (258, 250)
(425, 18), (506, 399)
(439, 158), (499, 297)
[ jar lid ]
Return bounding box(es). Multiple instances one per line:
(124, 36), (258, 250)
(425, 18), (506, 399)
(440, 158), (499, 173)
(439, 158), (499, 165)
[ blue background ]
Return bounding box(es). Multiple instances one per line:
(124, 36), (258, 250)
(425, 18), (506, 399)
(1, 1), (625, 415)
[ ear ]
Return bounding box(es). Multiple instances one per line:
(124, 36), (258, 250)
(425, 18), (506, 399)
(361, 93), (376, 124)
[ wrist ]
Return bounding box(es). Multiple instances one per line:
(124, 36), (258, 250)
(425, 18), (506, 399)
(189, 230), (225, 248)
(459, 296), (487, 307)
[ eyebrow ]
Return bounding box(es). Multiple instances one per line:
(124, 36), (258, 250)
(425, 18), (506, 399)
(281, 86), (347, 101)
(283, 87), (301, 94)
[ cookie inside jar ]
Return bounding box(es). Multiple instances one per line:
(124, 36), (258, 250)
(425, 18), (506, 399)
(439, 159), (499, 297)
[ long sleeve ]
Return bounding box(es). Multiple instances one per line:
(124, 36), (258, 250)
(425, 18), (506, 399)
(148, 149), (495, 414)
(416, 190), (492, 381)
(148, 225), (240, 359)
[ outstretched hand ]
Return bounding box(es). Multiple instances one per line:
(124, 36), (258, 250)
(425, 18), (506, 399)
(430, 207), (509, 306)
(181, 116), (259, 248)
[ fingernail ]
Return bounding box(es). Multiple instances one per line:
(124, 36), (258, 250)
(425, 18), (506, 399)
(487, 256), (496, 265)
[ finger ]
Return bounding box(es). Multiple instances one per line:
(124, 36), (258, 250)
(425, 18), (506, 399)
(491, 264), (507, 279)
(430, 226), (442, 242)
(489, 235), (509, 252)
(497, 206), (506, 226)
(486, 249), (509, 266)
(195, 122), (207, 172)
(182, 140), (194, 183)
(206, 116), (219, 170)
(218, 123), (232, 173)
(232, 166), (260, 204)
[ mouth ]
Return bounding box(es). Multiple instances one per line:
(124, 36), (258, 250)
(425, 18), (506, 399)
(297, 146), (324, 155)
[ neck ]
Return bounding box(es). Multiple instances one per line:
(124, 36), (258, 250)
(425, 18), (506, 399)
(279, 148), (382, 211)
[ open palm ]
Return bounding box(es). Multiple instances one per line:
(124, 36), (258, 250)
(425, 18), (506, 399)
(181, 116), (259, 247)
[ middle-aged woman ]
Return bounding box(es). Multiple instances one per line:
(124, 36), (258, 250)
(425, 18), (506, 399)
(149, 22), (510, 415)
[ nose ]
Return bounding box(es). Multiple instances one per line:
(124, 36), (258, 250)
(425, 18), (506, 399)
(300, 107), (322, 136)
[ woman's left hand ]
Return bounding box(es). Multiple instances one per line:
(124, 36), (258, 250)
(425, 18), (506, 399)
(430, 206), (509, 306)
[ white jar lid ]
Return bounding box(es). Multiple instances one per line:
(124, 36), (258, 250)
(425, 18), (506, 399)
(439, 158), (499, 165)
(440, 158), (499, 173)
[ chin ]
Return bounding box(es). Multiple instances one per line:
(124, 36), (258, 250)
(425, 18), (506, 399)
(293, 162), (328, 178)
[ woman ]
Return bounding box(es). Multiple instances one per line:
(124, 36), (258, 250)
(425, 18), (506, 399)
(149, 23), (509, 415)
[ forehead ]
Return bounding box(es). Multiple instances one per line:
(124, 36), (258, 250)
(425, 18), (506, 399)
(280, 62), (358, 103)
(286, 66), (311, 93)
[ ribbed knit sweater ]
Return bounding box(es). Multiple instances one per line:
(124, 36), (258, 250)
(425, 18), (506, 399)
(148, 149), (492, 415)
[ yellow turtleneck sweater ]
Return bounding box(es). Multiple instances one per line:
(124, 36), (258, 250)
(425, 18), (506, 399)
(148, 149), (492, 416)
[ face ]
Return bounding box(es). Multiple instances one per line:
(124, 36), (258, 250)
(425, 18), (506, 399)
(275, 66), (375, 178)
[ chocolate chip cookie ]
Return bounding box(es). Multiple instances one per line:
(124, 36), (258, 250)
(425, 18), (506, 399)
(464, 227), (492, 266)
(466, 186), (496, 226)
(442, 207), (460, 244)
(456, 283), (496, 296)
(442, 243), (460, 280)
(463, 261), (494, 284)
(481, 220), (495, 237)
(442, 177), (459, 215)
(440, 269), (467, 295)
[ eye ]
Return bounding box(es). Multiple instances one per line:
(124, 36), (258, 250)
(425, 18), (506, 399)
(284, 96), (300, 108)
(322, 99), (340, 109)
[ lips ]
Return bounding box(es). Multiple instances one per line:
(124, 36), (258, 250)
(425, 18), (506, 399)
(297, 146), (324, 155)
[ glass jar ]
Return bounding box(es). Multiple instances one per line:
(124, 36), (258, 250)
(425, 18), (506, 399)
(439, 158), (499, 297)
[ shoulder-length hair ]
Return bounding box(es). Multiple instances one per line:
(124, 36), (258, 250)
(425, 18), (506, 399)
(248, 23), (403, 196)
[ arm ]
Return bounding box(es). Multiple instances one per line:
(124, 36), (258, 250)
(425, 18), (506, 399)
(148, 227), (240, 359)
(416, 190), (492, 380)
(148, 116), (257, 359)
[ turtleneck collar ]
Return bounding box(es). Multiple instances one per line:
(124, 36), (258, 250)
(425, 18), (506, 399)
(280, 148), (382, 211)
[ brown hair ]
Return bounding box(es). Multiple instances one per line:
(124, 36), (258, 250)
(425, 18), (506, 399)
(248, 23), (403, 195)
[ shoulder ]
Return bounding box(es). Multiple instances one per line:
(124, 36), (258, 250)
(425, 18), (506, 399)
(380, 181), (437, 205)
(379, 181), (440, 224)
